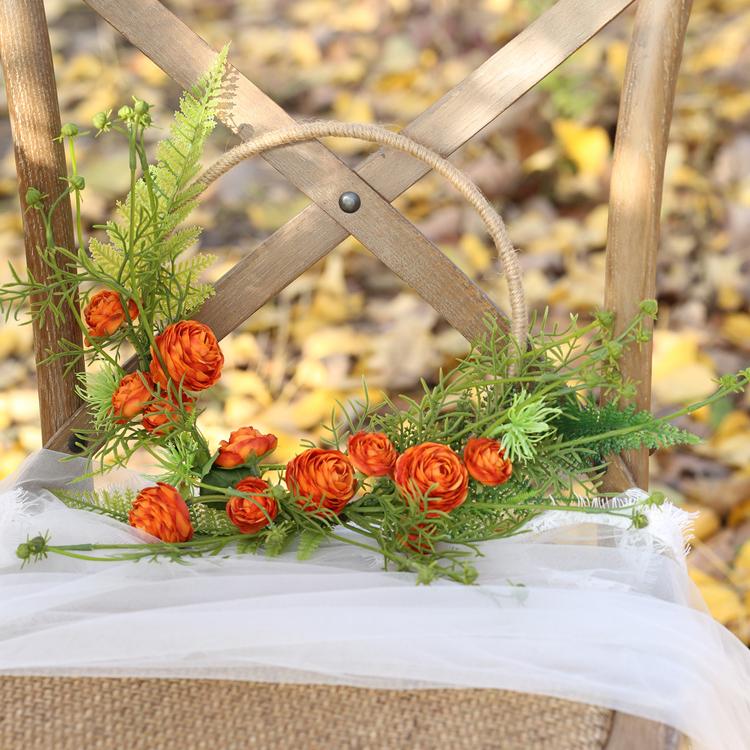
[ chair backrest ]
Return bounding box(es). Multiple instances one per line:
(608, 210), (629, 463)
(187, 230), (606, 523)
(0, 0), (691, 485)
(0, 3), (692, 746)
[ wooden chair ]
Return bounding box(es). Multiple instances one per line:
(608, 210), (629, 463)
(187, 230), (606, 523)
(0, 0), (692, 747)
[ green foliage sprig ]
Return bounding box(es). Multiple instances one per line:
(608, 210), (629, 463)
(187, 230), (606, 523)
(5, 55), (749, 585)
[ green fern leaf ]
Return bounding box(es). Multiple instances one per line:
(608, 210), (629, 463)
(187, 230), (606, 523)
(162, 226), (202, 260)
(106, 47), (227, 308)
(556, 402), (700, 458)
(89, 237), (129, 285)
(297, 529), (325, 560)
(189, 503), (236, 536)
(53, 487), (137, 523)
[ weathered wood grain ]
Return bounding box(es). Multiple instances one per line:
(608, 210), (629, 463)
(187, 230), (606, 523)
(0, 0), (84, 444)
(603, 0), (694, 746)
(603, 0), (693, 490)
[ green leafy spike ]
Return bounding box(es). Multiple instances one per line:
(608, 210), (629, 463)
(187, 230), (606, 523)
(556, 402), (700, 458)
(53, 487), (137, 523)
(297, 529), (326, 560)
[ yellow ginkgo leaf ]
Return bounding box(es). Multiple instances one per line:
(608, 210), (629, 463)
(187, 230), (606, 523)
(689, 568), (745, 624)
(552, 119), (611, 176)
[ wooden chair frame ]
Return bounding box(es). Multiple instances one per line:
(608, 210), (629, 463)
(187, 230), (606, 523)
(0, 0), (692, 747)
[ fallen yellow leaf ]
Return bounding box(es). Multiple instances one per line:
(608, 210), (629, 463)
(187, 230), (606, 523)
(689, 568), (745, 624)
(552, 119), (611, 176)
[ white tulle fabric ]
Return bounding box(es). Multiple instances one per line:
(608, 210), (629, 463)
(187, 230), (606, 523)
(1, 451), (749, 749)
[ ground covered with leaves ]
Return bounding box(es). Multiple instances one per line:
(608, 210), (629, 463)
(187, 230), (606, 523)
(0, 0), (749, 639)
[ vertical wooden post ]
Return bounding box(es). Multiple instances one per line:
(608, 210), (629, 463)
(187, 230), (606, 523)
(604, 0), (692, 489)
(0, 0), (84, 444)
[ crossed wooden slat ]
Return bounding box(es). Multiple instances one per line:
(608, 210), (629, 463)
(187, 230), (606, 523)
(84, 0), (633, 343)
(42, 0), (635, 451)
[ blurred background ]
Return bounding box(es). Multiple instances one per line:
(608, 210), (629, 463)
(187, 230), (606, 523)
(1, 0), (749, 638)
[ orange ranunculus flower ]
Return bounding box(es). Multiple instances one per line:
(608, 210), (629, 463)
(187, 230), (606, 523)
(286, 448), (357, 515)
(128, 482), (193, 542)
(394, 442), (469, 515)
(226, 477), (278, 534)
(84, 290), (138, 338)
(111, 371), (153, 423)
(142, 390), (194, 436)
(347, 431), (398, 477)
(463, 437), (513, 486)
(149, 320), (224, 392)
(215, 427), (278, 469)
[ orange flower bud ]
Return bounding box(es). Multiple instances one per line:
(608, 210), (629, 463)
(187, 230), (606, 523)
(84, 290), (138, 338)
(463, 437), (513, 486)
(394, 442), (468, 515)
(128, 483), (193, 542)
(226, 477), (278, 534)
(142, 391), (194, 436)
(347, 431), (398, 477)
(149, 320), (224, 392)
(111, 372), (153, 423)
(215, 427), (278, 469)
(286, 448), (356, 515)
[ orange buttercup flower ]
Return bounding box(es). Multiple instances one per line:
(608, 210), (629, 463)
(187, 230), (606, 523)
(226, 477), (278, 534)
(286, 448), (357, 515)
(215, 427), (278, 469)
(463, 437), (513, 486)
(149, 320), (224, 392)
(142, 391), (194, 436)
(84, 290), (138, 338)
(128, 483), (193, 542)
(347, 431), (398, 477)
(111, 372), (153, 423)
(394, 442), (469, 515)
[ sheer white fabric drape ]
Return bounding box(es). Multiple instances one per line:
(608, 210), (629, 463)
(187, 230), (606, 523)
(1, 450), (749, 749)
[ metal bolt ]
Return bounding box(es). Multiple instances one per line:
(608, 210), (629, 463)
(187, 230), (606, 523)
(338, 191), (361, 213)
(68, 434), (86, 454)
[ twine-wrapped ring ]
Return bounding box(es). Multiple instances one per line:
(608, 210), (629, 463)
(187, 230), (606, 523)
(198, 121), (527, 346)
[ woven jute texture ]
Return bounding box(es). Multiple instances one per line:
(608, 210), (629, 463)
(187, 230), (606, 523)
(0, 676), (614, 750)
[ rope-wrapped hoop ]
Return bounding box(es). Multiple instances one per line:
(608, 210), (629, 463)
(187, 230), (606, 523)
(198, 121), (527, 346)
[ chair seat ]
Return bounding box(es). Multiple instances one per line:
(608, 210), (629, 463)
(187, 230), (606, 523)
(1, 676), (615, 750)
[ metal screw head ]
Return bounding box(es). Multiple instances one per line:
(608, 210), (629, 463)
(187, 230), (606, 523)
(68, 434), (87, 454)
(338, 191), (361, 213)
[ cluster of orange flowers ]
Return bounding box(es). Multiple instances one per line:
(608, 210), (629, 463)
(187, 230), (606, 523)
(83, 290), (513, 549)
(128, 426), (513, 546)
(85, 291), (223, 436)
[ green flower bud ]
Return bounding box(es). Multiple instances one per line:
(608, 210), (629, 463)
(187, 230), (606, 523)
(639, 299), (658, 318)
(606, 341), (623, 358)
(60, 122), (79, 137)
(118, 105), (134, 120)
(132, 98), (151, 116)
(595, 310), (615, 329)
(25, 187), (44, 207)
(718, 374), (741, 392)
(635, 328), (653, 343)
(620, 382), (638, 400)
(632, 512), (649, 530)
(92, 110), (112, 131)
(16, 543), (30, 561)
(69, 175), (86, 191)
(28, 535), (47, 554)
